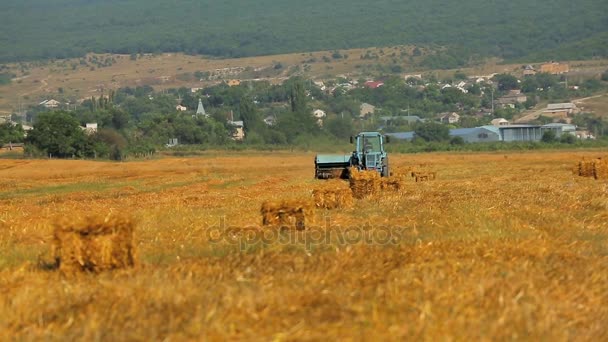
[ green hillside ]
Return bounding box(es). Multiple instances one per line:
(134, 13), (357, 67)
(0, 0), (606, 64)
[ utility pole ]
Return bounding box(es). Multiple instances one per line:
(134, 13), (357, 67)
(491, 87), (494, 115)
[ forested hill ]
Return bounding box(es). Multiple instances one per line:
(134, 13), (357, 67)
(1, 0), (607, 64)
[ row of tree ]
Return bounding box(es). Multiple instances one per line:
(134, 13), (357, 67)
(16, 71), (608, 159)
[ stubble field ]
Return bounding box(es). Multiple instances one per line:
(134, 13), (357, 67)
(0, 150), (607, 340)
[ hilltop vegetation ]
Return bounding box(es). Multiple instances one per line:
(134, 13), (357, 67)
(1, 0), (607, 65)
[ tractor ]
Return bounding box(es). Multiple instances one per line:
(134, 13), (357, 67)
(314, 132), (390, 179)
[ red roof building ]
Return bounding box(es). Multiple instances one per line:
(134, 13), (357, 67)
(363, 81), (384, 89)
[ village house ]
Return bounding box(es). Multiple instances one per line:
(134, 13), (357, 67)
(263, 115), (276, 126)
(313, 81), (326, 91)
(439, 112), (460, 124)
(497, 90), (528, 107)
(312, 109), (326, 119)
(403, 74), (422, 80)
(363, 81), (384, 89)
(491, 118), (510, 127)
(360, 103), (376, 118)
(175, 105), (187, 112)
(312, 109), (326, 127)
(39, 99), (61, 108)
(523, 65), (536, 76)
(228, 120), (245, 141)
(81, 123), (98, 135)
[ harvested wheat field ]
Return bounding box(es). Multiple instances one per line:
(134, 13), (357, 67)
(0, 150), (607, 340)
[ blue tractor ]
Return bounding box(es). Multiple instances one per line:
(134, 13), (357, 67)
(315, 132), (390, 179)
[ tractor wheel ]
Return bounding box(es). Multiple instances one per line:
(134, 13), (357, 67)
(382, 158), (389, 177)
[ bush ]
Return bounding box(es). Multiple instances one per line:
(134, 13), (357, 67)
(541, 130), (557, 143)
(560, 134), (576, 144)
(414, 122), (450, 142)
(450, 136), (465, 145)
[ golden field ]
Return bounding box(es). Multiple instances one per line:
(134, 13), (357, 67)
(0, 150), (607, 340)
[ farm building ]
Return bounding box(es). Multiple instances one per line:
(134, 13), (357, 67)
(380, 115), (426, 125)
(543, 103), (578, 119)
(387, 123), (576, 143)
(450, 126), (501, 143)
(499, 124), (576, 142)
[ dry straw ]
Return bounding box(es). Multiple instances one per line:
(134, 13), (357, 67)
(312, 183), (353, 209)
(348, 167), (381, 199)
(380, 178), (405, 192)
(593, 158), (608, 180)
(575, 158), (608, 179)
(412, 171), (437, 182)
(52, 213), (137, 274)
(261, 199), (314, 230)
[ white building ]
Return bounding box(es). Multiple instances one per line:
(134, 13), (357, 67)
(39, 99), (61, 108)
(360, 103), (376, 118)
(491, 118), (509, 127)
(228, 120), (245, 141)
(312, 109), (326, 119)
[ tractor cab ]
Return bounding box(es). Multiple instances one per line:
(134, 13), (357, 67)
(350, 132), (389, 177)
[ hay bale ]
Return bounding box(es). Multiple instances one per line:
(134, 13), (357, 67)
(577, 158), (595, 177)
(52, 214), (137, 274)
(261, 199), (314, 230)
(413, 171), (437, 182)
(593, 158), (608, 180)
(312, 187), (353, 209)
(380, 178), (405, 192)
(348, 167), (381, 199)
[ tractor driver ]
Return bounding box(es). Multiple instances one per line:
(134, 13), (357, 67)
(363, 137), (373, 153)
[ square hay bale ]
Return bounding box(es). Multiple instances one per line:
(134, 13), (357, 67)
(380, 178), (405, 192)
(348, 167), (381, 199)
(312, 187), (353, 209)
(391, 166), (416, 179)
(261, 199), (314, 230)
(575, 158), (607, 179)
(52, 214), (137, 274)
(593, 159), (608, 180)
(578, 159), (595, 177)
(413, 171), (437, 182)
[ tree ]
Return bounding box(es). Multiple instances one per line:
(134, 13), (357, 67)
(0, 123), (25, 145)
(602, 70), (608, 82)
(26, 111), (89, 158)
(324, 115), (354, 140)
(239, 96), (262, 133)
(541, 130), (556, 143)
(560, 133), (576, 144)
(289, 79), (308, 114)
(414, 122), (450, 142)
(110, 108), (130, 130)
(91, 128), (128, 160)
(493, 74), (519, 91)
